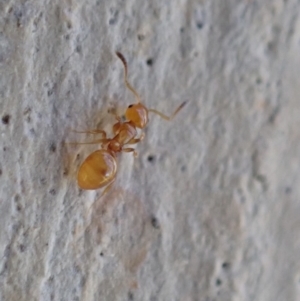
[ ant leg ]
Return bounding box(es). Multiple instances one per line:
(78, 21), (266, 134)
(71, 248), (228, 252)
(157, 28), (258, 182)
(122, 147), (138, 157)
(87, 179), (116, 214)
(108, 110), (122, 123)
(70, 129), (107, 137)
(66, 138), (110, 145)
(100, 179), (116, 197)
(112, 121), (122, 135)
(116, 52), (142, 104)
(148, 101), (187, 121)
(126, 133), (145, 145)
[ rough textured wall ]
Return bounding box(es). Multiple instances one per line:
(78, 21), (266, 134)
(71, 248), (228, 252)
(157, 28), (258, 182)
(1, 0), (300, 300)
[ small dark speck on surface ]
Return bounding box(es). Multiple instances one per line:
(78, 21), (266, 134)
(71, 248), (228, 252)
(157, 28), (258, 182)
(66, 21), (72, 29)
(147, 155), (155, 163)
(256, 77), (262, 85)
(100, 252), (104, 257)
(49, 143), (56, 153)
(76, 45), (82, 53)
(2, 114), (10, 125)
(128, 291), (134, 301)
(285, 187), (292, 194)
(151, 216), (160, 229)
(4, 246), (11, 257)
(40, 178), (47, 185)
(63, 168), (69, 176)
(109, 9), (119, 25)
(222, 262), (230, 269)
(146, 58), (153, 66)
(196, 22), (204, 29)
(29, 128), (36, 136)
(137, 34), (145, 41)
(49, 189), (56, 195)
(19, 244), (25, 252)
(0, 169), (2, 176)
(48, 89), (54, 96)
(14, 9), (23, 27)
(181, 165), (186, 172)
(268, 106), (280, 124)
(216, 278), (222, 286)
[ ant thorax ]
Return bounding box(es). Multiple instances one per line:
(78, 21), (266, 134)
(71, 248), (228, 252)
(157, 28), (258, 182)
(108, 139), (122, 152)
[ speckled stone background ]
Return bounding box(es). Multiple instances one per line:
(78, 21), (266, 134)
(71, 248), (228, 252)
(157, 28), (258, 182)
(1, 0), (300, 300)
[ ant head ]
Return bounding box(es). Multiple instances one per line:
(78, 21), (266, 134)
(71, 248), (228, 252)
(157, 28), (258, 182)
(125, 103), (148, 129)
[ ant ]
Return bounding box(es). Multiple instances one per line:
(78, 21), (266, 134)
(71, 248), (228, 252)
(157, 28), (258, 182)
(73, 52), (186, 194)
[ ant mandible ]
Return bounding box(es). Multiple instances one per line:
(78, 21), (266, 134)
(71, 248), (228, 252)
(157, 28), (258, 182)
(75, 52), (186, 194)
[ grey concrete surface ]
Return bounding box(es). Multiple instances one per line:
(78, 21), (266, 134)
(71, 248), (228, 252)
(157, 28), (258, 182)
(1, 0), (300, 300)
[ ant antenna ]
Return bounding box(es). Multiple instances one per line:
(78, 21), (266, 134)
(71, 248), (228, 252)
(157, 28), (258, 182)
(148, 101), (187, 121)
(116, 52), (141, 103)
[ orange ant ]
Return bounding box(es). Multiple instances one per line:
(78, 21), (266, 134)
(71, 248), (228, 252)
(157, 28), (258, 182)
(74, 52), (186, 194)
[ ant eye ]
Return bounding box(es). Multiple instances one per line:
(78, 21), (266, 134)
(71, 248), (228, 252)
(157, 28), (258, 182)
(128, 105), (133, 108)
